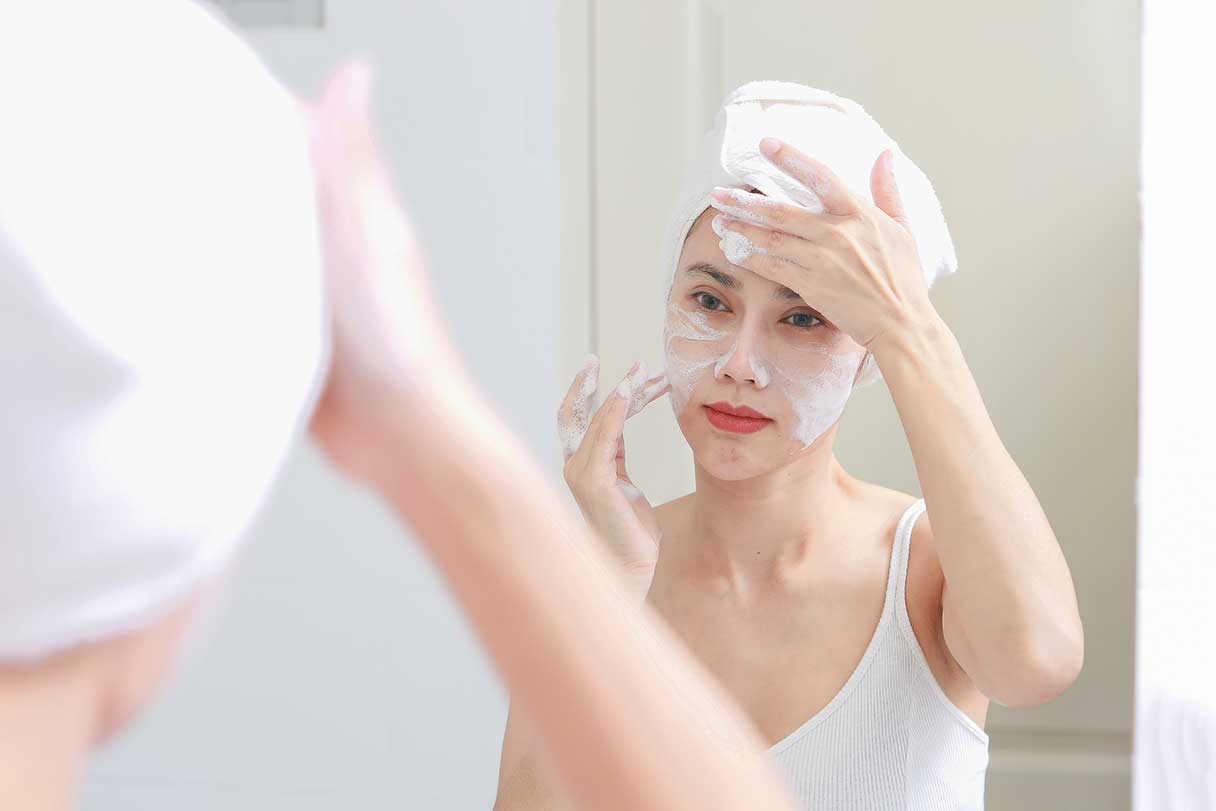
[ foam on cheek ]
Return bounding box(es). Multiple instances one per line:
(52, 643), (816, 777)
(770, 347), (863, 446)
(664, 304), (777, 419)
(663, 306), (730, 415)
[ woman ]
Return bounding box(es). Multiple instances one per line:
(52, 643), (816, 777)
(501, 83), (1084, 809)
(0, 5), (798, 809)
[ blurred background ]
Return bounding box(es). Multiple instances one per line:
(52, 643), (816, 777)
(83, 1), (1147, 809)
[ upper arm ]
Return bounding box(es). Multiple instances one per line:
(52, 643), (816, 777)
(905, 511), (990, 723)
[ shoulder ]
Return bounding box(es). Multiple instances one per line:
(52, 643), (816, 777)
(852, 484), (954, 679)
(845, 479), (920, 541)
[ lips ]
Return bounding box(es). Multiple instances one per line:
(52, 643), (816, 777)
(702, 401), (773, 435)
(704, 401), (769, 420)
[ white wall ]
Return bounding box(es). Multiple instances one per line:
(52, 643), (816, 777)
(83, 3), (560, 809)
(1135, 0), (1216, 807)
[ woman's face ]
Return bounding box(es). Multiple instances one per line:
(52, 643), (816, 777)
(663, 208), (866, 480)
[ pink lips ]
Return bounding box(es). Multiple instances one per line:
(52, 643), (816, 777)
(702, 401), (773, 434)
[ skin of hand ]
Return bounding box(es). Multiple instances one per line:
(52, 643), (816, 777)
(302, 61), (469, 485)
(305, 61), (797, 811)
(557, 356), (671, 601)
(709, 137), (1085, 707)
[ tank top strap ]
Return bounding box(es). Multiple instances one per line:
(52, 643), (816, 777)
(891, 497), (928, 612)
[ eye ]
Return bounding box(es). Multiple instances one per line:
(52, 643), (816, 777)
(782, 311), (823, 329)
(691, 291), (729, 312)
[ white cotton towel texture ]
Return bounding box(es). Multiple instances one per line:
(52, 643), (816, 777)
(658, 81), (958, 386)
(0, 1), (328, 661)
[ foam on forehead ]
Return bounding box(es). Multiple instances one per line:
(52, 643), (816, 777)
(656, 80), (959, 387)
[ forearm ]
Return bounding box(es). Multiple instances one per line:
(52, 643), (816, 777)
(871, 313), (1083, 694)
(493, 702), (570, 811)
(366, 375), (794, 811)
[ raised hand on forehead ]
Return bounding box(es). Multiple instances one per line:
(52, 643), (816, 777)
(708, 138), (938, 350)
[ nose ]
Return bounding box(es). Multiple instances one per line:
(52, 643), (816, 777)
(713, 319), (771, 388)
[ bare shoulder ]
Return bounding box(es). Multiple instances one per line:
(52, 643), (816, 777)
(845, 479), (920, 540)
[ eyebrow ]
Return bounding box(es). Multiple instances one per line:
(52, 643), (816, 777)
(684, 262), (805, 301)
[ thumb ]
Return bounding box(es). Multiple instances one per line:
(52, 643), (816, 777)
(870, 149), (911, 231)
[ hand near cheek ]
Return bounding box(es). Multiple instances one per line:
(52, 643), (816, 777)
(557, 357), (671, 602)
(708, 138), (937, 350)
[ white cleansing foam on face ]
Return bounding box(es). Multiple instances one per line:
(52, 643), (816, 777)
(662, 295), (862, 447)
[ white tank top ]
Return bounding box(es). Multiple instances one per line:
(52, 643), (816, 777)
(767, 498), (990, 809)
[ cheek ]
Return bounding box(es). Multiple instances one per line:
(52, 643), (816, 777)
(662, 308), (732, 411)
(767, 347), (865, 445)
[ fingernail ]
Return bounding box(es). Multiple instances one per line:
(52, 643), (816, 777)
(710, 187), (734, 204)
(886, 149), (900, 188)
(760, 137), (782, 157)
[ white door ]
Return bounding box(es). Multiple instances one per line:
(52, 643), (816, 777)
(565, 0), (1137, 807)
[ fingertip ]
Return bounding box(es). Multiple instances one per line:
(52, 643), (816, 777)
(616, 362), (641, 399)
(336, 57), (374, 113)
(580, 353), (600, 378)
(760, 137), (782, 158)
(880, 148), (894, 176)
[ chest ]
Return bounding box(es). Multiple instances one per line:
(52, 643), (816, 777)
(647, 572), (890, 748)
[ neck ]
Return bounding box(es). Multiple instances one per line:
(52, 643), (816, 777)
(683, 429), (857, 592)
(0, 652), (101, 811)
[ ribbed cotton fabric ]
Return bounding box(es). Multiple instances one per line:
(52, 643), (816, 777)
(767, 499), (990, 809)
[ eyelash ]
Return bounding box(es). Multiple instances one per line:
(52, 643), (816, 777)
(690, 291), (823, 329)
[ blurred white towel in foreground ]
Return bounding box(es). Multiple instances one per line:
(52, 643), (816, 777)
(0, 1), (328, 661)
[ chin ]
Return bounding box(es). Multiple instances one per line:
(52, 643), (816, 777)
(676, 405), (784, 481)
